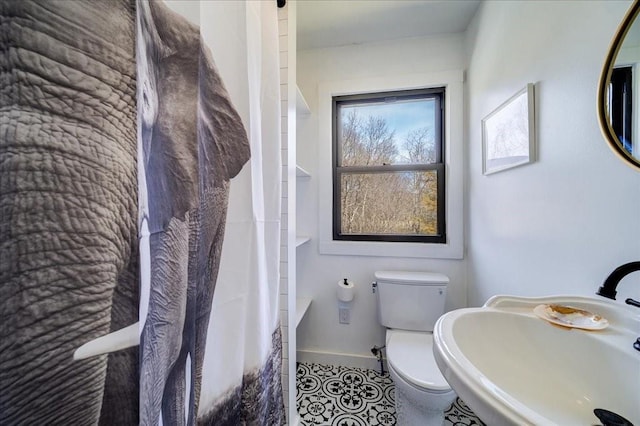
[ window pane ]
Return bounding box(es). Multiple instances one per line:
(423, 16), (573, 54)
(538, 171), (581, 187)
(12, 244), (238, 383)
(339, 98), (437, 167)
(340, 171), (439, 236)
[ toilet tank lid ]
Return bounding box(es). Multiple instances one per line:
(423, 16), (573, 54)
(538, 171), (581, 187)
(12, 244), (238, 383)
(374, 271), (449, 285)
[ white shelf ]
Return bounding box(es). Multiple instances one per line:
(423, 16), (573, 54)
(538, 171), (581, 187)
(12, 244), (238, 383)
(296, 297), (312, 328)
(296, 86), (310, 116)
(296, 165), (311, 178)
(296, 236), (311, 247)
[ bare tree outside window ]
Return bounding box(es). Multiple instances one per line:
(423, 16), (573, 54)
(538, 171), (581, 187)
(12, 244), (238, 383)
(333, 88), (445, 243)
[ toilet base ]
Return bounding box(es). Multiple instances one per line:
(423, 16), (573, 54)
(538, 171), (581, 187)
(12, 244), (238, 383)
(389, 363), (456, 426)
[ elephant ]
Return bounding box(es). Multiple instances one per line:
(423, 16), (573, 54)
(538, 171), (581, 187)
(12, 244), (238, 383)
(135, 1), (250, 424)
(0, 0), (140, 424)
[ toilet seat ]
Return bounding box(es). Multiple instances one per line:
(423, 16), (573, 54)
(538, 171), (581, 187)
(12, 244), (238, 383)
(386, 329), (451, 393)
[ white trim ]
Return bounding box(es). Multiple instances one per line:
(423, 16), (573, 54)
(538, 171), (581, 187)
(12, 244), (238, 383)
(289, 413), (301, 426)
(317, 70), (464, 259)
(297, 349), (388, 372)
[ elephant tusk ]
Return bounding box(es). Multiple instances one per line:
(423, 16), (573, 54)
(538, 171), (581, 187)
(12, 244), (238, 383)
(73, 322), (140, 360)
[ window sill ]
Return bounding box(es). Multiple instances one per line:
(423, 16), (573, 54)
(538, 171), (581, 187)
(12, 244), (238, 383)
(319, 239), (463, 259)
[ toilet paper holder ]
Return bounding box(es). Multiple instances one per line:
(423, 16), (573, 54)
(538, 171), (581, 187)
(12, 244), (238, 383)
(337, 278), (355, 303)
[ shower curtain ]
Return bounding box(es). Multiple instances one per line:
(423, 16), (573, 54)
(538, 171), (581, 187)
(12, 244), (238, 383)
(0, 0), (283, 424)
(137, 0), (284, 424)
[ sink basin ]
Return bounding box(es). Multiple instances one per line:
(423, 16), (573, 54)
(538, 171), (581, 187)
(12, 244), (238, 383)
(433, 295), (640, 425)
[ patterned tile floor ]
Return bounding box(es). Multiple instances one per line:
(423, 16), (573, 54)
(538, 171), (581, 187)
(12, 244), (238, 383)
(296, 362), (485, 426)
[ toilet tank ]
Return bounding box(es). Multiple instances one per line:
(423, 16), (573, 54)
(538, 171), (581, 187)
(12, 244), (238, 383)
(374, 270), (449, 332)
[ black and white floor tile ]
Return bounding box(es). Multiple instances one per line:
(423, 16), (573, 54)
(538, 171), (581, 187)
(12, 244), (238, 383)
(296, 362), (485, 426)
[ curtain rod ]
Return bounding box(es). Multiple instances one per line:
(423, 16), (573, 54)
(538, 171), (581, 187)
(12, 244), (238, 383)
(277, 0), (286, 8)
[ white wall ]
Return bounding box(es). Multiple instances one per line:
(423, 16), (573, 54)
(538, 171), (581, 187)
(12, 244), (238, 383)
(296, 34), (467, 365)
(466, 0), (640, 307)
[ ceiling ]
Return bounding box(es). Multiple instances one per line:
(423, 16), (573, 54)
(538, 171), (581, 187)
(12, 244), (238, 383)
(297, 0), (482, 50)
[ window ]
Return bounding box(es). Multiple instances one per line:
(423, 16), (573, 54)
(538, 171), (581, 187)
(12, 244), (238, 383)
(317, 71), (463, 259)
(332, 88), (445, 243)
(610, 66), (634, 154)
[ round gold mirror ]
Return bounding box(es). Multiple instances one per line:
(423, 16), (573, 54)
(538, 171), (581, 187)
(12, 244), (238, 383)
(598, 0), (640, 171)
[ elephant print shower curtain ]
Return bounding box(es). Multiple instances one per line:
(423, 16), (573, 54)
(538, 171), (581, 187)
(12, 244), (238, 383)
(137, 1), (285, 425)
(1, 0), (284, 424)
(0, 1), (140, 424)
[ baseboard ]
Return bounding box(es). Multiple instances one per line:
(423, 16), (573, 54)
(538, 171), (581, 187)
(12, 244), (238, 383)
(288, 413), (300, 426)
(296, 349), (388, 372)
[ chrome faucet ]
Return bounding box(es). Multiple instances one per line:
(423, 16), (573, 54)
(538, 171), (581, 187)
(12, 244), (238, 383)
(596, 261), (640, 307)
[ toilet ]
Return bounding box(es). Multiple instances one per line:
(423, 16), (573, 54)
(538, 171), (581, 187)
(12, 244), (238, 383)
(374, 270), (456, 425)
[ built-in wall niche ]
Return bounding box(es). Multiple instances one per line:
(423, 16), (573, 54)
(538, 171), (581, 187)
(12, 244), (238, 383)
(296, 86), (310, 116)
(296, 165), (311, 178)
(295, 84), (311, 249)
(295, 85), (312, 328)
(295, 235), (311, 247)
(295, 164), (310, 248)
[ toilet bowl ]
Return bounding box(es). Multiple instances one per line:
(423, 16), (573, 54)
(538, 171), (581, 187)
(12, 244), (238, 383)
(386, 330), (456, 426)
(386, 329), (456, 425)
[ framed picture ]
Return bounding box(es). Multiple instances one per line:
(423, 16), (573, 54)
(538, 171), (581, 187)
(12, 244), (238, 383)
(482, 83), (536, 175)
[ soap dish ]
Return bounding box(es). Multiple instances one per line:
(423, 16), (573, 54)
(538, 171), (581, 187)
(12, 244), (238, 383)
(533, 304), (609, 330)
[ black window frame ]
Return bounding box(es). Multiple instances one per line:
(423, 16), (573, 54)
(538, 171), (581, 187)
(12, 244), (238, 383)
(332, 87), (446, 244)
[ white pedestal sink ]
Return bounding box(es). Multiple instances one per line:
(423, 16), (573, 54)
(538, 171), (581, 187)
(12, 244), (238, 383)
(433, 295), (640, 426)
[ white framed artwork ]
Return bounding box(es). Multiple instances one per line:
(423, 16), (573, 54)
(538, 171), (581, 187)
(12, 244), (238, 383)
(482, 83), (536, 175)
